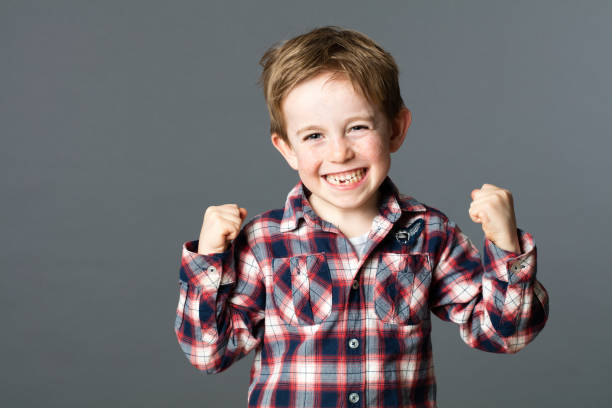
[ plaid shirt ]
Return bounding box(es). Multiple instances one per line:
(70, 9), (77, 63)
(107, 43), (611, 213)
(174, 177), (549, 408)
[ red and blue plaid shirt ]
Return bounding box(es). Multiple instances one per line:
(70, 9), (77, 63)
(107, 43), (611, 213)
(174, 177), (549, 407)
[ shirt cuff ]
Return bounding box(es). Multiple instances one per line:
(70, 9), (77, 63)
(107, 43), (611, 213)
(484, 228), (537, 284)
(179, 240), (235, 289)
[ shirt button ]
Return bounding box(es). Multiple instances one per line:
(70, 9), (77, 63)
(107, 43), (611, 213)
(207, 266), (216, 273)
(352, 280), (359, 290)
(348, 392), (360, 403)
(348, 338), (359, 349)
(510, 262), (523, 272)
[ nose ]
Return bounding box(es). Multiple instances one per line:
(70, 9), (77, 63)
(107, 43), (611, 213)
(328, 135), (355, 163)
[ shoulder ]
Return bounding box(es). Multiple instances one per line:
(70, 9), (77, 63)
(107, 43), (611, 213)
(397, 192), (450, 227)
(395, 193), (467, 256)
(396, 193), (456, 250)
(240, 208), (284, 239)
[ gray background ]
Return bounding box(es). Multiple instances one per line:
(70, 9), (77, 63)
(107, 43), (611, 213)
(2, 0), (610, 407)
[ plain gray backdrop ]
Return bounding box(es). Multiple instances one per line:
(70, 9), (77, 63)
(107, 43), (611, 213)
(2, 0), (610, 407)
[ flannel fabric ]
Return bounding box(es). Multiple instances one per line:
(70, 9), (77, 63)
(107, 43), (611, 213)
(174, 177), (549, 407)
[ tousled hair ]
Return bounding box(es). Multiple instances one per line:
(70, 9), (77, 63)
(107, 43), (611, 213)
(258, 26), (405, 142)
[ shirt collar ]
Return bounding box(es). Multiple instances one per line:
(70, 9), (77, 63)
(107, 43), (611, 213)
(279, 177), (426, 232)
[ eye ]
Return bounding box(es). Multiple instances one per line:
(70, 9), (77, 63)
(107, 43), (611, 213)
(303, 133), (322, 141)
(350, 125), (368, 131)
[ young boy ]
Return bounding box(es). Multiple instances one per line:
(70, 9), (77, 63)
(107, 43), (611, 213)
(174, 26), (549, 407)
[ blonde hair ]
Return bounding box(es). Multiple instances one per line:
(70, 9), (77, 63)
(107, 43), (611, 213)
(259, 26), (405, 142)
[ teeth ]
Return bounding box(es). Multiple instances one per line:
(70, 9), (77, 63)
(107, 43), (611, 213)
(325, 169), (366, 185)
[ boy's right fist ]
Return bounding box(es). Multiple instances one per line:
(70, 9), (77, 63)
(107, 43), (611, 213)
(197, 204), (248, 255)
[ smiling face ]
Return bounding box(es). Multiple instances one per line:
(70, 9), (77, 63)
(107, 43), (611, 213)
(271, 71), (411, 225)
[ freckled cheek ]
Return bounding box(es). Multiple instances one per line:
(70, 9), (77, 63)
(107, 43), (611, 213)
(296, 154), (321, 176)
(355, 139), (388, 161)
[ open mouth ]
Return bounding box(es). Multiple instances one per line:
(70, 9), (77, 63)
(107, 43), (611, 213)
(323, 168), (367, 186)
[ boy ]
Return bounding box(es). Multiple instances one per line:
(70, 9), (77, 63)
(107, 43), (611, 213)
(174, 26), (549, 407)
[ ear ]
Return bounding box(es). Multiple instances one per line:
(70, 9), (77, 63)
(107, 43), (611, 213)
(389, 107), (412, 153)
(271, 133), (299, 170)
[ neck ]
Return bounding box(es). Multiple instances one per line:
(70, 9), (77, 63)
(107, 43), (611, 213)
(332, 213), (376, 238)
(308, 193), (380, 238)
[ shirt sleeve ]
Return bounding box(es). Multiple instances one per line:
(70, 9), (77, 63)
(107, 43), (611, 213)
(174, 228), (265, 373)
(429, 219), (549, 353)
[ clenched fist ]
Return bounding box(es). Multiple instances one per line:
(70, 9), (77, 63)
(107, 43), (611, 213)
(197, 204), (248, 255)
(468, 183), (521, 253)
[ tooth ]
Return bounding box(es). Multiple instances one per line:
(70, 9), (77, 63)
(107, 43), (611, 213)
(325, 169), (365, 185)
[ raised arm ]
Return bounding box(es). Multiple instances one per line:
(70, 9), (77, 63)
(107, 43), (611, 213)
(430, 184), (548, 352)
(174, 205), (266, 373)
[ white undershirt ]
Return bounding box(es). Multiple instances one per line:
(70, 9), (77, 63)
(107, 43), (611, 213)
(348, 232), (370, 259)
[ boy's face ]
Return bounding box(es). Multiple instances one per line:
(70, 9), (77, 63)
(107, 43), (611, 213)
(271, 71), (411, 224)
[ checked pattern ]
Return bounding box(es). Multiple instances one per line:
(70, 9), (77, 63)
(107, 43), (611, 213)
(174, 177), (549, 408)
(272, 253), (333, 326)
(374, 253), (432, 325)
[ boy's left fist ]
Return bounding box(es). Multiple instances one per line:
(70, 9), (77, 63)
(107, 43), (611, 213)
(468, 183), (521, 253)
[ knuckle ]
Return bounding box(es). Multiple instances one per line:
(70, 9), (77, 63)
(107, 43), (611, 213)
(206, 205), (222, 215)
(203, 208), (214, 221)
(221, 203), (239, 214)
(492, 193), (504, 203)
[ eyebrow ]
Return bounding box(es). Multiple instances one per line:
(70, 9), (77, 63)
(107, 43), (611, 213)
(295, 115), (376, 135)
(296, 125), (324, 135)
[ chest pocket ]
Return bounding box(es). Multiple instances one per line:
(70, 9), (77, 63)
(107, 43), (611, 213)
(373, 252), (432, 325)
(272, 253), (333, 327)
